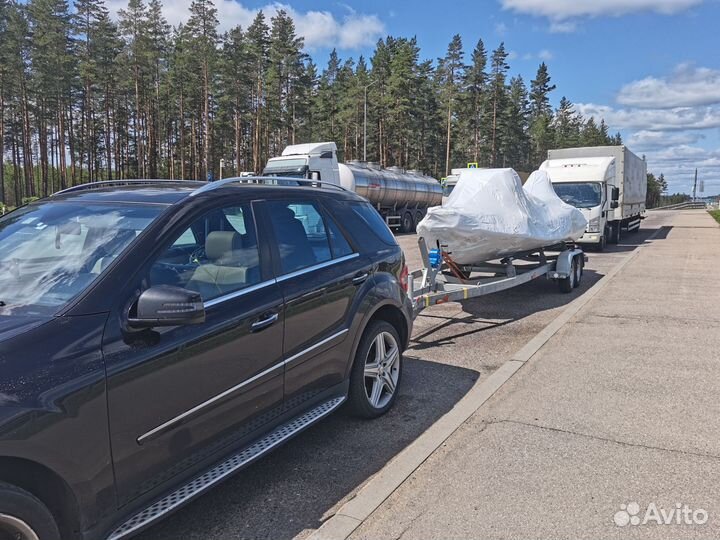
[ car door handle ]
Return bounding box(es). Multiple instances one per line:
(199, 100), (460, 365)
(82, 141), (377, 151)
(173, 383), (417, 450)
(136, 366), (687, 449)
(251, 312), (279, 332)
(352, 272), (369, 285)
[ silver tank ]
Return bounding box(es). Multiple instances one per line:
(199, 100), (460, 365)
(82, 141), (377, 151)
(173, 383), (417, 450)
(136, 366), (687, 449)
(339, 162), (443, 208)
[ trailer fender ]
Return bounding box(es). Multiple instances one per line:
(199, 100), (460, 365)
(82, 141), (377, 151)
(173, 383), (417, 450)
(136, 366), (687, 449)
(554, 248), (583, 278)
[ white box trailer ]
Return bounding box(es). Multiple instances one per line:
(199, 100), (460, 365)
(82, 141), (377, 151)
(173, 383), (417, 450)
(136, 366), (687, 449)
(541, 146), (646, 249)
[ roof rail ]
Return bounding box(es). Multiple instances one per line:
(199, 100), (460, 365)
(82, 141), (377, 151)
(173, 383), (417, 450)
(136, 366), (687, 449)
(52, 179), (203, 197)
(189, 176), (349, 197)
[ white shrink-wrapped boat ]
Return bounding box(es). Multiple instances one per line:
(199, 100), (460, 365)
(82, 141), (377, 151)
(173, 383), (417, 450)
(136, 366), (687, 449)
(416, 168), (587, 264)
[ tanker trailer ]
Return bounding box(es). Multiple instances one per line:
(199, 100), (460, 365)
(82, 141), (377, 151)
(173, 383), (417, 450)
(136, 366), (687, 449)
(262, 142), (442, 233)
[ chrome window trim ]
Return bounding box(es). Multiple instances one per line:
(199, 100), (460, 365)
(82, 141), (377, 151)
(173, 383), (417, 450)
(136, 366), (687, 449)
(136, 327), (349, 444)
(277, 253), (359, 282)
(284, 328), (349, 366)
(201, 252), (359, 308)
(203, 279), (278, 308)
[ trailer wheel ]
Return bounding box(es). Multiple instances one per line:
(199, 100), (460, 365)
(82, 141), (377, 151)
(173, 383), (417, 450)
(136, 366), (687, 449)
(415, 211), (424, 229)
(400, 212), (414, 234)
(558, 258), (577, 293)
(573, 255), (583, 288)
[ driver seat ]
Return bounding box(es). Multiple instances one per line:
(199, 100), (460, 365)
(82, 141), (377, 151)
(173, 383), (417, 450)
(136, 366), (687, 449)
(185, 231), (259, 300)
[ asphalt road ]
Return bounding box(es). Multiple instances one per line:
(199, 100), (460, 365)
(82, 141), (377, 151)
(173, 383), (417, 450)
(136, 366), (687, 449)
(137, 212), (672, 540)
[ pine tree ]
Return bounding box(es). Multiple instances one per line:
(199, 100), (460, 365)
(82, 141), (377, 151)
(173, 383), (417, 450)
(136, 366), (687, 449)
(245, 12), (269, 172)
(186, 0), (218, 180)
(489, 43), (509, 167)
(529, 62), (556, 167)
(437, 34), (464, 174)
(464, 39), (488, 164)
(500, 75), (529, 169)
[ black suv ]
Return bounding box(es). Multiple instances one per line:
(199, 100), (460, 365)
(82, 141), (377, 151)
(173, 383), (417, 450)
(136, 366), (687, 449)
(0, 178), (413, 540)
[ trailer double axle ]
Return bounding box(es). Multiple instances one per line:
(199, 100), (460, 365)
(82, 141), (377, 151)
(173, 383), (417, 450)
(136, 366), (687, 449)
(408, 238), (587, 317)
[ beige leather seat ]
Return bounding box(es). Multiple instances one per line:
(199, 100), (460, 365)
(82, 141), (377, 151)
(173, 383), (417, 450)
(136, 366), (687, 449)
(186, 231), (259, 300)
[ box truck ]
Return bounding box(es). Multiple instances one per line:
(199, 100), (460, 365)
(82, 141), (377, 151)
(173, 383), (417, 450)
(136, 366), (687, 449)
(540, 146), (647, 250)
(262, 142), (443, 233)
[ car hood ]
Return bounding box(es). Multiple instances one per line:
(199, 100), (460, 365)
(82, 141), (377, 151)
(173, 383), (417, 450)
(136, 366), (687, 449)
(0, 315), (52, 343)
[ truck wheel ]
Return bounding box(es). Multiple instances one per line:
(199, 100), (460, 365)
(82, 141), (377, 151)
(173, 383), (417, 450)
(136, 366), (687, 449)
(558, 258), (577, 293)
(400, 212), (414, 234)
(0, 482), (61, 540)
(609, 222), (621, 244)
(347, 321), (402, 419)
(415, 211), (424, 230)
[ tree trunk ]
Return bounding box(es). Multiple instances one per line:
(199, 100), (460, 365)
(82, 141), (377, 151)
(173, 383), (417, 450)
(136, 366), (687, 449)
(445, 102), (452, 176)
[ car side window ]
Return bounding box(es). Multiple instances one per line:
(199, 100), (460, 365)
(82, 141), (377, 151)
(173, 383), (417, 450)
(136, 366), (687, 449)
(266, 199), (355, 275)
(149, 203), (261, 301)
(326, 215), (353, 258)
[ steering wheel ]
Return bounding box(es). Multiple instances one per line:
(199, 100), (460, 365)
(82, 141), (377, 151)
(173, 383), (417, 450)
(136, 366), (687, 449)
(189, 246), (206, 265)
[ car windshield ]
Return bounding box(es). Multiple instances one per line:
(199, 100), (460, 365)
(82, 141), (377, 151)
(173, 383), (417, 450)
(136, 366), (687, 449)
(552, 182), (603, 209)
(0, 202), (162, 315)
(262, 158), (308, 178)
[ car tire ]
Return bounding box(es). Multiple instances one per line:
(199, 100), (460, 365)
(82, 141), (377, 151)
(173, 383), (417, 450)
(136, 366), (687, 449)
(347, 320), (402, 419)
(0, 482), (60, 540)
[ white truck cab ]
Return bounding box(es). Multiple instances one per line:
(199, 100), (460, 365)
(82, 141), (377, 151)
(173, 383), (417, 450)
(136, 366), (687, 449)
(541, 146), (646, 250)
(263, 142), (340, 183)
(540, 157), (615, 247)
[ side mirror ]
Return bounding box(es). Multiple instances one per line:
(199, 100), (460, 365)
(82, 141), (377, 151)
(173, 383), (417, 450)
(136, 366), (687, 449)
(612, 187), (620, 201)
(128, 285), (205, 328)
(610, 201), (619, 209)
(310, 170), (321, 180)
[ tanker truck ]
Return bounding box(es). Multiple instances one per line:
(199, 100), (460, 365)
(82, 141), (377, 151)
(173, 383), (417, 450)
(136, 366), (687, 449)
(262, 142), (443, 233)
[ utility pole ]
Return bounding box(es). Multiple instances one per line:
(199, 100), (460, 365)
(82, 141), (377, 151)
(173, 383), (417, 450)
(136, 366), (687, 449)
(363, 80), (377, 162)
(692, 168), (698, 201)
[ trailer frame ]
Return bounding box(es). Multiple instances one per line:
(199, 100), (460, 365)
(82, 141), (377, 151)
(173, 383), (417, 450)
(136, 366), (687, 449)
(409, 238), (586, 317)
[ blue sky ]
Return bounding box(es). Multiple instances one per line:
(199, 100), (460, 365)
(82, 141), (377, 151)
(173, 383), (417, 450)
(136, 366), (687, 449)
(128, 0), (720, 194)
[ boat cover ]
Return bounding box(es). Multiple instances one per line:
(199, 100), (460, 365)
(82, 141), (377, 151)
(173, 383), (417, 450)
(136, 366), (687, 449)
(417, 168), (587, 264)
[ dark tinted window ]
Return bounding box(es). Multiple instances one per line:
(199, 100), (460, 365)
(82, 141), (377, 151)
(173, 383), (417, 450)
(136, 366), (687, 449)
(266, 200), (331, 274)
(150, 204), (261, 301)
(350, 202), (397, 246)
(326, 215), (353, 258)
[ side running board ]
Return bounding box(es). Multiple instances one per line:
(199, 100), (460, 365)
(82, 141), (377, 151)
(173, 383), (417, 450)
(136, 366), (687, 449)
(108, 396), (345, 540)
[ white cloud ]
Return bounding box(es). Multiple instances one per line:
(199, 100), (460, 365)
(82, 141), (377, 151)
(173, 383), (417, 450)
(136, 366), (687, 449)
(548, 20), (577, 32)
(576, 103), (720, 132)
(538, 49), (553, 61)
(628, 130), (704, 150)
(108, 0), (385, 50)
(495, 22), (508, 35)
(501, 0), (703, 33)
(618, 64), (720, 109)
(500, 0), (704, 20)
(507, 50), (519, 60)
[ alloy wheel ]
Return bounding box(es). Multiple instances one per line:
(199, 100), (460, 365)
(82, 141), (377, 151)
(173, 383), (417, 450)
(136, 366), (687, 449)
(363, 331), (401, 409)
(0, 514), (40, 540)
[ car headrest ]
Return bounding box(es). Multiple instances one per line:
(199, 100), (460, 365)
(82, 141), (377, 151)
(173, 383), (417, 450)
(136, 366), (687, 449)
(205, 231), (242, 260)
(278, 207), (297, 221)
